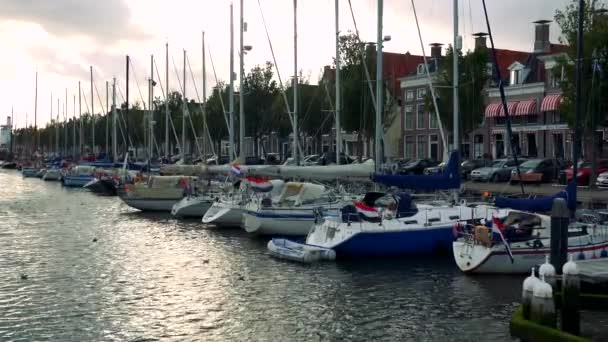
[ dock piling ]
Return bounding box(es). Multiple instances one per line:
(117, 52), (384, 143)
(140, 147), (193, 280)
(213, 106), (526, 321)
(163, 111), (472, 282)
(550, 198), (569, 274)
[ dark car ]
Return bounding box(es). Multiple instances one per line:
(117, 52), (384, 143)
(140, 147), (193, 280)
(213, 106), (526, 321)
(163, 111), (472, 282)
(319, 152), (353, 165)
(509, 158), (563, 184)
(461, 159), (492, 180)
(399, 159), (439, 175)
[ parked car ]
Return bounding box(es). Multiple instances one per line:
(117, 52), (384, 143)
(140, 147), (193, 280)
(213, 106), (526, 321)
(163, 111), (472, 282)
(509, 158), (562, 184)
(469, 158), (527, 182)
(596, 171), (608, 188)
(398, 159), (439, 175)
(319, 152), (353, 165)
(563, 159), (608, 186)
(461, 159), (492, 180)
(423, 161), (446, 175)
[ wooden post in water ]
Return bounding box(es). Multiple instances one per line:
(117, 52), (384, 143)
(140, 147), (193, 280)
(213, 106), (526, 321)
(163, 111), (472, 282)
(550, 198), (569, 274)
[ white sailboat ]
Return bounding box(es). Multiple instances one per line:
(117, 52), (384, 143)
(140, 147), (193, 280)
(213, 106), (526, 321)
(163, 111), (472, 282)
(118, 175), (197, 211)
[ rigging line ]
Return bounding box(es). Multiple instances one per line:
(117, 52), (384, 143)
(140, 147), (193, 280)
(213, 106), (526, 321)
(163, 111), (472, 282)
(153, 59), (183, 153)
(184, 54), (204, 158)
(410, 0), (448, 161)
(481, 0), (525, 195)
(93, 82), (107, 114)
(468, 0), (474, 40)
(346, 0), (377, 112)
(202, 47), (229, 130)
(186, 54), (216, 157)
(171, 53), (204, 158)
(128, 58), (148, 110)
(256, 0), (304, 158)
(114, 83), (136, 149)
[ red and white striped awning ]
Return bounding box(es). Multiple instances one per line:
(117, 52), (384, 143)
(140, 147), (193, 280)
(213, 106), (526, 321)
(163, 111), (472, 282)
(485, 103), (502, 118)
(514, 99), (537, 116)
(499, 101), (519, 117)
(540, 94), (563, 112)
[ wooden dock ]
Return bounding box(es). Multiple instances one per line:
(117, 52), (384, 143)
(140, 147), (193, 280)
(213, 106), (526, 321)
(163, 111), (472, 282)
(576, 258), (608, 284)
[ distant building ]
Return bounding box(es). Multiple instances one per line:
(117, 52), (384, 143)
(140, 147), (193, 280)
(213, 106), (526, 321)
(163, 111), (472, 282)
(0, 116), (12, 152)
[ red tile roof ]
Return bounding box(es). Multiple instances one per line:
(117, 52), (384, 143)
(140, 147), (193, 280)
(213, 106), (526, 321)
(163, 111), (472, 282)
(492, 48), (530, 80)
(383, 52), (424, 97)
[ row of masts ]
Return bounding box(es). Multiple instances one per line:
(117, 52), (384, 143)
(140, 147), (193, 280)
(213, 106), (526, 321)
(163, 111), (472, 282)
(23, 0), (460, 170)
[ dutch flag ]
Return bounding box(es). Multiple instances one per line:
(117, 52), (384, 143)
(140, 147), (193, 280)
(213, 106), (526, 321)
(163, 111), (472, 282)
(246, 176), (273, 192)
(492, 216), (514, 263)
(231, 163), (242, 177)
(354, 202), (380, 219)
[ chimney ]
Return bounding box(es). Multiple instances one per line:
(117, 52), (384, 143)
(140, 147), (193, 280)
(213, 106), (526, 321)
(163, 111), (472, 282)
(429, 43), (443, 58)
(533, 20), (552, 54)
(472, 32), (488, 50)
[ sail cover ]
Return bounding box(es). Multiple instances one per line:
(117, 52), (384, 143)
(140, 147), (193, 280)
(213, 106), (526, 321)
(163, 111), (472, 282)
(371, 152), (460, 190)
(494, 181), (576, 212)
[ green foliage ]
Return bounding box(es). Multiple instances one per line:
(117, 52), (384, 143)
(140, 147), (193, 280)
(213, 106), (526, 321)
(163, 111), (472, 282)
(427, 45), (489, 135)
(555, 1), (608, 131)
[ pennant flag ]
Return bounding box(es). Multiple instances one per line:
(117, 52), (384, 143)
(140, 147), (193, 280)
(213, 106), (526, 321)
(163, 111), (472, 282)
(231, 163), (242, 177)
(246, 176), (273, 192)
(354, 202), (380, 219)
(492, 216), (514, 263)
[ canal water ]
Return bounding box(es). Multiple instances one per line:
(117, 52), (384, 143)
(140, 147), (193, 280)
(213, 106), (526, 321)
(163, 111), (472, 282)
(0, 169), (522, 341)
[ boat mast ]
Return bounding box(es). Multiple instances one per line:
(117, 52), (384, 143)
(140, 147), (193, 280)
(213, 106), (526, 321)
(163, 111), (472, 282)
(49, 93), (53, 155)
(293, 0), (299, 165)
(90, 66), (95, 156)
(34, 71), (38, 155)
(112, 78), (118, 163)
(73, 94), (76, 157)
(453, 0), (459, 156)
(335, 0), (341, 165)
(165, 43), (170, 158)
(126, 55), (130, 159)
(374, 0), (384, 171)
(64, 88), (68, 157)
(202, 31), (207, 157)
(572, 0), (585, 211)
(106, 81), (109, 155)
(149, 54), (154, 161)
(182, 49), (187, 162)
(239, 0), (245, 161)
(56, 98), (59, 156)
(79, 81), (82, 158)
(229, 3), (235, 162)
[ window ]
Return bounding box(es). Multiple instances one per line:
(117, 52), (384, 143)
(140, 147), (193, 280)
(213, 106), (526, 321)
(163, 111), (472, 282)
(416, 105), (425, 129)
(510, 70), (520, 85)
(429, 111), (438, 129)
(417, 88), (427, 100)
(406, 90), (414, 101)
(552, 111), (562, 124)
(496, 117), (506, 126)
(404, 136), (414, 159)
(527, 115), (538, 124)
(417, 64), (425, 75)
(404, 106), (413, 129)
(417, 135), (427, 158)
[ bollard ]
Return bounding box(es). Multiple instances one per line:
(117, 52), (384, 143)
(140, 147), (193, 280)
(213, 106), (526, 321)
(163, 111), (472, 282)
(561, 254), (580, 335)
(550, 198), (569, 275)
(539, 255), (556, 288)
(522, 268), (540, 320)
(530, 274), (556, 328)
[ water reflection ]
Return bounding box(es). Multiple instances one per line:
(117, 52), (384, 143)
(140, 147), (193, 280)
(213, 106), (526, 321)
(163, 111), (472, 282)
(0, 169), (521, 341)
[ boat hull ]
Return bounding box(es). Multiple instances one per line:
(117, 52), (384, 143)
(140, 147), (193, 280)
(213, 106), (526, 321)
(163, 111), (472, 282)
(332, 226), (455, 257)
(171, 197), (212, 218)
(267, 238), (336, 263)
(453, 240), (608, 274)
(84, 178), (117, 195)
(202, 202), (243, 226)
(21, 168), (39, 177)
(42, 170), (62, 181)
(62, 175), (94, 187)
(242, 209), (315, 236)
(120, 197), (179, 211)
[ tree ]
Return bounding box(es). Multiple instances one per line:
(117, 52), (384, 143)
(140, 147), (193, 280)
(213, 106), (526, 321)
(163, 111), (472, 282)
(555, 0), (608, 186)
(427, 46), (489, 140)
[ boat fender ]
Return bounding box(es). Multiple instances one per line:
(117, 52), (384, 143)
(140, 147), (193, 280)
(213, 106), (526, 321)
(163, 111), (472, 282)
(532, 239), (543, 249)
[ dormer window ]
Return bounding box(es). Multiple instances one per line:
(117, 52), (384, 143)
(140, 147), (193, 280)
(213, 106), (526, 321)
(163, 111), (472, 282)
(508, 61), (525, 85)
(417, 64), (426, 75)
(510, 70), (521, 85)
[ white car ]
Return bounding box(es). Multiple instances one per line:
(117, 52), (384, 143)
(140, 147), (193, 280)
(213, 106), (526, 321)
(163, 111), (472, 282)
(596, 171), (608, 188)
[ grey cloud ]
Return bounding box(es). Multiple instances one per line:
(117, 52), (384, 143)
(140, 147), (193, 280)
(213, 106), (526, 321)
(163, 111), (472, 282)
(0, 0), (149, 42)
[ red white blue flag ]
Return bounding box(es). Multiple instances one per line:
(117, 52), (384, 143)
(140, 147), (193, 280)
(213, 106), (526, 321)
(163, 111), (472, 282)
(246, 176), (273, 192)
(231, 163), (242, 177)
(354, 202), (380, 218)
(492, 216), (514, 263)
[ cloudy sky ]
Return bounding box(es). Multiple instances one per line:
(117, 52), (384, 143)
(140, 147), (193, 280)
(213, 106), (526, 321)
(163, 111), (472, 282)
(1, 0), (575, 128)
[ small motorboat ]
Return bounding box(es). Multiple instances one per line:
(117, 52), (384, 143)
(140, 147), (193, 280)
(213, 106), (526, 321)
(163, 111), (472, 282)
(1, 162), (17, 169)
(42, 168), (62, 181)
(267, 238), (336, 263)
(62, 165), (96, 187)
(21, 167), (39, 178)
